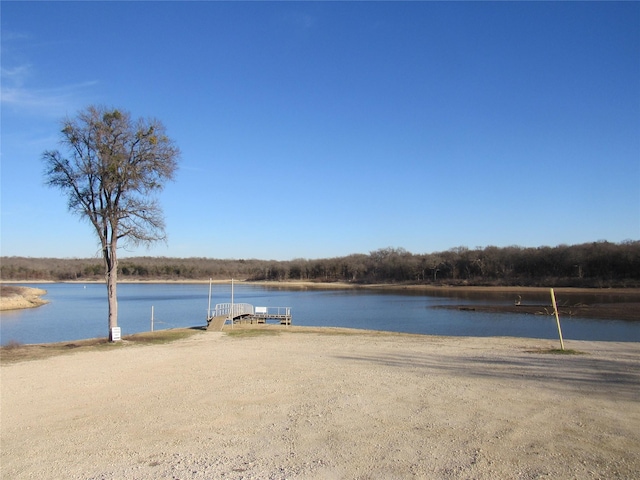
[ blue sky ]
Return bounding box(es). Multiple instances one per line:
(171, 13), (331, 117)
(1, 1), (639, 261)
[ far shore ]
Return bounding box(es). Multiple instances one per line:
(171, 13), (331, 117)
(3, 278), (640, 295)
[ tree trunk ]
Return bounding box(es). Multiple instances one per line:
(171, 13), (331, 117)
(106, 245), (119, 341)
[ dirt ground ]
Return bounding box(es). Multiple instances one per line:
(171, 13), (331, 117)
(2, 327), (639, 479)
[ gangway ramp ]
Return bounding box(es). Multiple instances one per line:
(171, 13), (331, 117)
(206, 315), (227, 331)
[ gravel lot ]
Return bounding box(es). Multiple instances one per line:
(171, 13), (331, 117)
(2, 327), (639, 479)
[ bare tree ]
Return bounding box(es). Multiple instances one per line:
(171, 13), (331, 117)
(43, 106), (180, 340)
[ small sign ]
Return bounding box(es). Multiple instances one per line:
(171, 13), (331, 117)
(111, 327), (122, 342)
(255, 307), (268, 314)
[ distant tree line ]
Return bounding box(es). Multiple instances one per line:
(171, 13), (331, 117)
(1, 240), (639, 288)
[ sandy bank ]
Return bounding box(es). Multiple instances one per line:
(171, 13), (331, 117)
(0, 286), (48, 311)
(244, 281), (640, 296)
(5, 278), (640, 295)
(1, 327), (639, 479)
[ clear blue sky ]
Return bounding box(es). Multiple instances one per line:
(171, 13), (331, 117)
(1, 1), (639, 261)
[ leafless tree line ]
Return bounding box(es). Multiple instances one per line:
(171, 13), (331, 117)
(2, 240), (638, 288)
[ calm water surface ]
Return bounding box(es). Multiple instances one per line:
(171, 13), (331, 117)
(1, 283), (639, 345)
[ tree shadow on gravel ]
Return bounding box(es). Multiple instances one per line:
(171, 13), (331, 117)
(333, 350), (640, 401)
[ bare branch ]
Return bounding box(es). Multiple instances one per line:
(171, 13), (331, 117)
(42, 105), (180, 338)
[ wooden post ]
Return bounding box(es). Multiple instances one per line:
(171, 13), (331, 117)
(151, 305), (154, 332)
(550, 288), (565, 351)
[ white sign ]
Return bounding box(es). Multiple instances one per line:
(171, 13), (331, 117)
(111, 327), (121, 341)
(255, 307), (268, 314)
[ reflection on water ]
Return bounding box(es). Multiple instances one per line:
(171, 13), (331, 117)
(1, 283), (639, 345)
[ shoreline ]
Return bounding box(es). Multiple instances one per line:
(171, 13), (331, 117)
(2, 323), (638, 358)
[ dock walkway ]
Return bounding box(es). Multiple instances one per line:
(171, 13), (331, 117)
(207, 303), (292, 331)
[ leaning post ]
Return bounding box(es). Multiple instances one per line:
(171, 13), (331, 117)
(550, 288), (565, 351)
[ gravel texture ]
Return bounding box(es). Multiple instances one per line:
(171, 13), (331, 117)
(2, 327), (639, 479)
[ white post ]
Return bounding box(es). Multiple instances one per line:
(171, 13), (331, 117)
(207, 278), (212, 320)
(550, 288), (565, 351)
(231, 278), (234, 329)
(151, 305), (154, 332)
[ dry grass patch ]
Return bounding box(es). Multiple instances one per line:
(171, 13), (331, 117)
(0, 328), (203, 365)
(223, 324), (427, 338)
(526, 347), (587, 355)
(224, 328), (282, 338)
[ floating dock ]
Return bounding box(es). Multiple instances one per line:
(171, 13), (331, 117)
(206, 279), (292, 331)
(207, 303), (292, 328)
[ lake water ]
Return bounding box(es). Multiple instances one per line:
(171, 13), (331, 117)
(1, 283), (639, 345)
